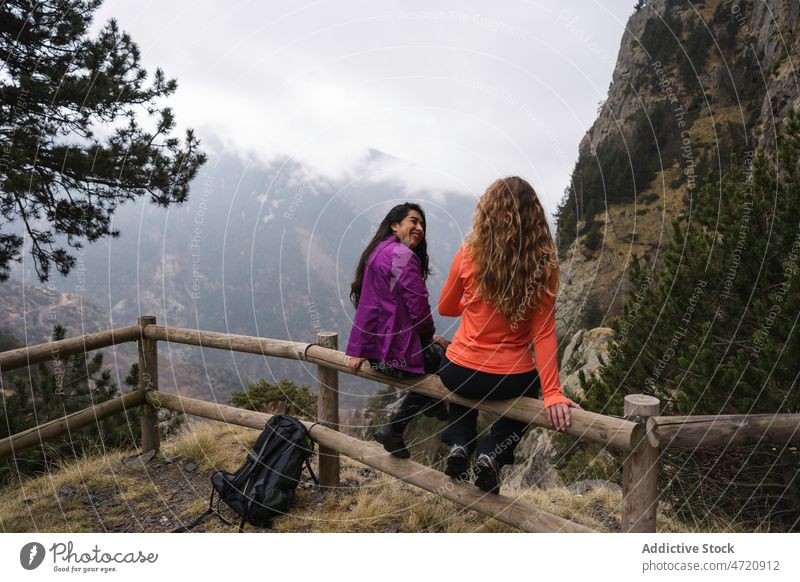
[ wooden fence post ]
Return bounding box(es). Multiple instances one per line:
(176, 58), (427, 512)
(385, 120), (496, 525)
(622, 394), (660, 532)
(316, 331), (340, 490)
(138, 316), (160, 454)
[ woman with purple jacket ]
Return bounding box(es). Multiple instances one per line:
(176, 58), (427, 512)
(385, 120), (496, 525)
(346, 203), (449, 458)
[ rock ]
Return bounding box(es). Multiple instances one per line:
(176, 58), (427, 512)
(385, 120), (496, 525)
(561, 329), (585, 375)
(57, 485), (75, 498)
(309, 491), (326, 504)
(502, 428), (558, 490)
(336, 478), (359, 495)
(82, 491), (117, 510)
(122, 450), (156, 466)
(559, 327), (613, 399)
(183, 461), (198, 473)
(590, 502), (621, 532)
(567, 479), (622, 496)
(356, 467), (377, 480)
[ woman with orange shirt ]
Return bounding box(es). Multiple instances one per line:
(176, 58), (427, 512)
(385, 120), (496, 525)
(437, 176), (580, 494)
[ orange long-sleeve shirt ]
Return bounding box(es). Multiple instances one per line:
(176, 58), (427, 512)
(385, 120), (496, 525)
(438, 244), (569, 408)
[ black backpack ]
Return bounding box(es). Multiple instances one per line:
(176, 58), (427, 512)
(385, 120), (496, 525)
(177, 415), (317, 532)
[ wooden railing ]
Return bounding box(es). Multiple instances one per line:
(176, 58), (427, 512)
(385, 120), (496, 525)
(2, 317), (798, 533)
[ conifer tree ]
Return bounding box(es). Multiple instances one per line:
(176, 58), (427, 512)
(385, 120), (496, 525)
(582, 114), (800, 528)
(230, 379), (318, 419)
(0, 0), (206, 281)
(587, 116), (800, 417)
(0, 325), (141, 482)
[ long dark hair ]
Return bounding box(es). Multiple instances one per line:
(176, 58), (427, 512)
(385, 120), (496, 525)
(350, 202), (431, 307)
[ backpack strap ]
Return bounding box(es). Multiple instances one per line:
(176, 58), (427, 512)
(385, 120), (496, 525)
(300, 421), (319, 484)
(173, 508), (213, 533)
(304, 458), (319, 485)
(173, 487), (235, 532)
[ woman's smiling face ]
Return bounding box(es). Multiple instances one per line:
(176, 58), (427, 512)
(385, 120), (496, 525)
(392, 209), (425, 249)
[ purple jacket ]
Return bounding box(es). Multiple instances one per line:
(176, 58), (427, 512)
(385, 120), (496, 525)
(346, 236), (435, 373)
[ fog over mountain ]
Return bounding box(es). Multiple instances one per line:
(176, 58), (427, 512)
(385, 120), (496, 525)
(6, 144), (476, 408)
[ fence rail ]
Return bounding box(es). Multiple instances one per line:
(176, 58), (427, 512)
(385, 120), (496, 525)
(0, 324), (141, 372)
(146, 391), (591, 532)
(2, 317), (799, 533)
(648, 414), (800, 449)
(0, 390), (144, 460)
(144, 324), (643, 451)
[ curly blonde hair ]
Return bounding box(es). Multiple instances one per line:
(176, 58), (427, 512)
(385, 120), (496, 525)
(466, 176), (559, 321)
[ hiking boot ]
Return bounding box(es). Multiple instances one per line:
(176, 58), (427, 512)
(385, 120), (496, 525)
(473, 453), (500, 494)
(422, 401), (449, 422)
(444, 444), (470, 481)
(373, 424), (410, 459)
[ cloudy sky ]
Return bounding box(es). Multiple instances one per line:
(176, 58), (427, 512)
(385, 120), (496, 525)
(97, 0), (633, 215)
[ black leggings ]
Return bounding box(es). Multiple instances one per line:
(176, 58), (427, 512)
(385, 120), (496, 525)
(438, 356), (540, 466)
(373, 343), (445, 433)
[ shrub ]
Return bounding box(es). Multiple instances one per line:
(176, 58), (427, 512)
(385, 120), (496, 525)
(230, 379), (317, 419)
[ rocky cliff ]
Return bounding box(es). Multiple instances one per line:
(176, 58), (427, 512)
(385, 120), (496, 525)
(556, 0), (800, 334)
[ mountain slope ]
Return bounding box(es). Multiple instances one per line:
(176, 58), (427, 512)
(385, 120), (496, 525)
(556, 0), (800, 334)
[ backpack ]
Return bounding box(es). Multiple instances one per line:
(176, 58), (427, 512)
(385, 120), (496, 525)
(177, 415), (317, 532)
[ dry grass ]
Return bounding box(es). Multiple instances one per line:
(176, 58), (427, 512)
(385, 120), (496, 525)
(160, 420), (260, 472)
(0, 421), (732, 533)
(0, 449), (132, 532)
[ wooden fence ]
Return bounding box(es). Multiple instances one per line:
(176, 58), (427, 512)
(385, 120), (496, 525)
(1, 317), (798, 533)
